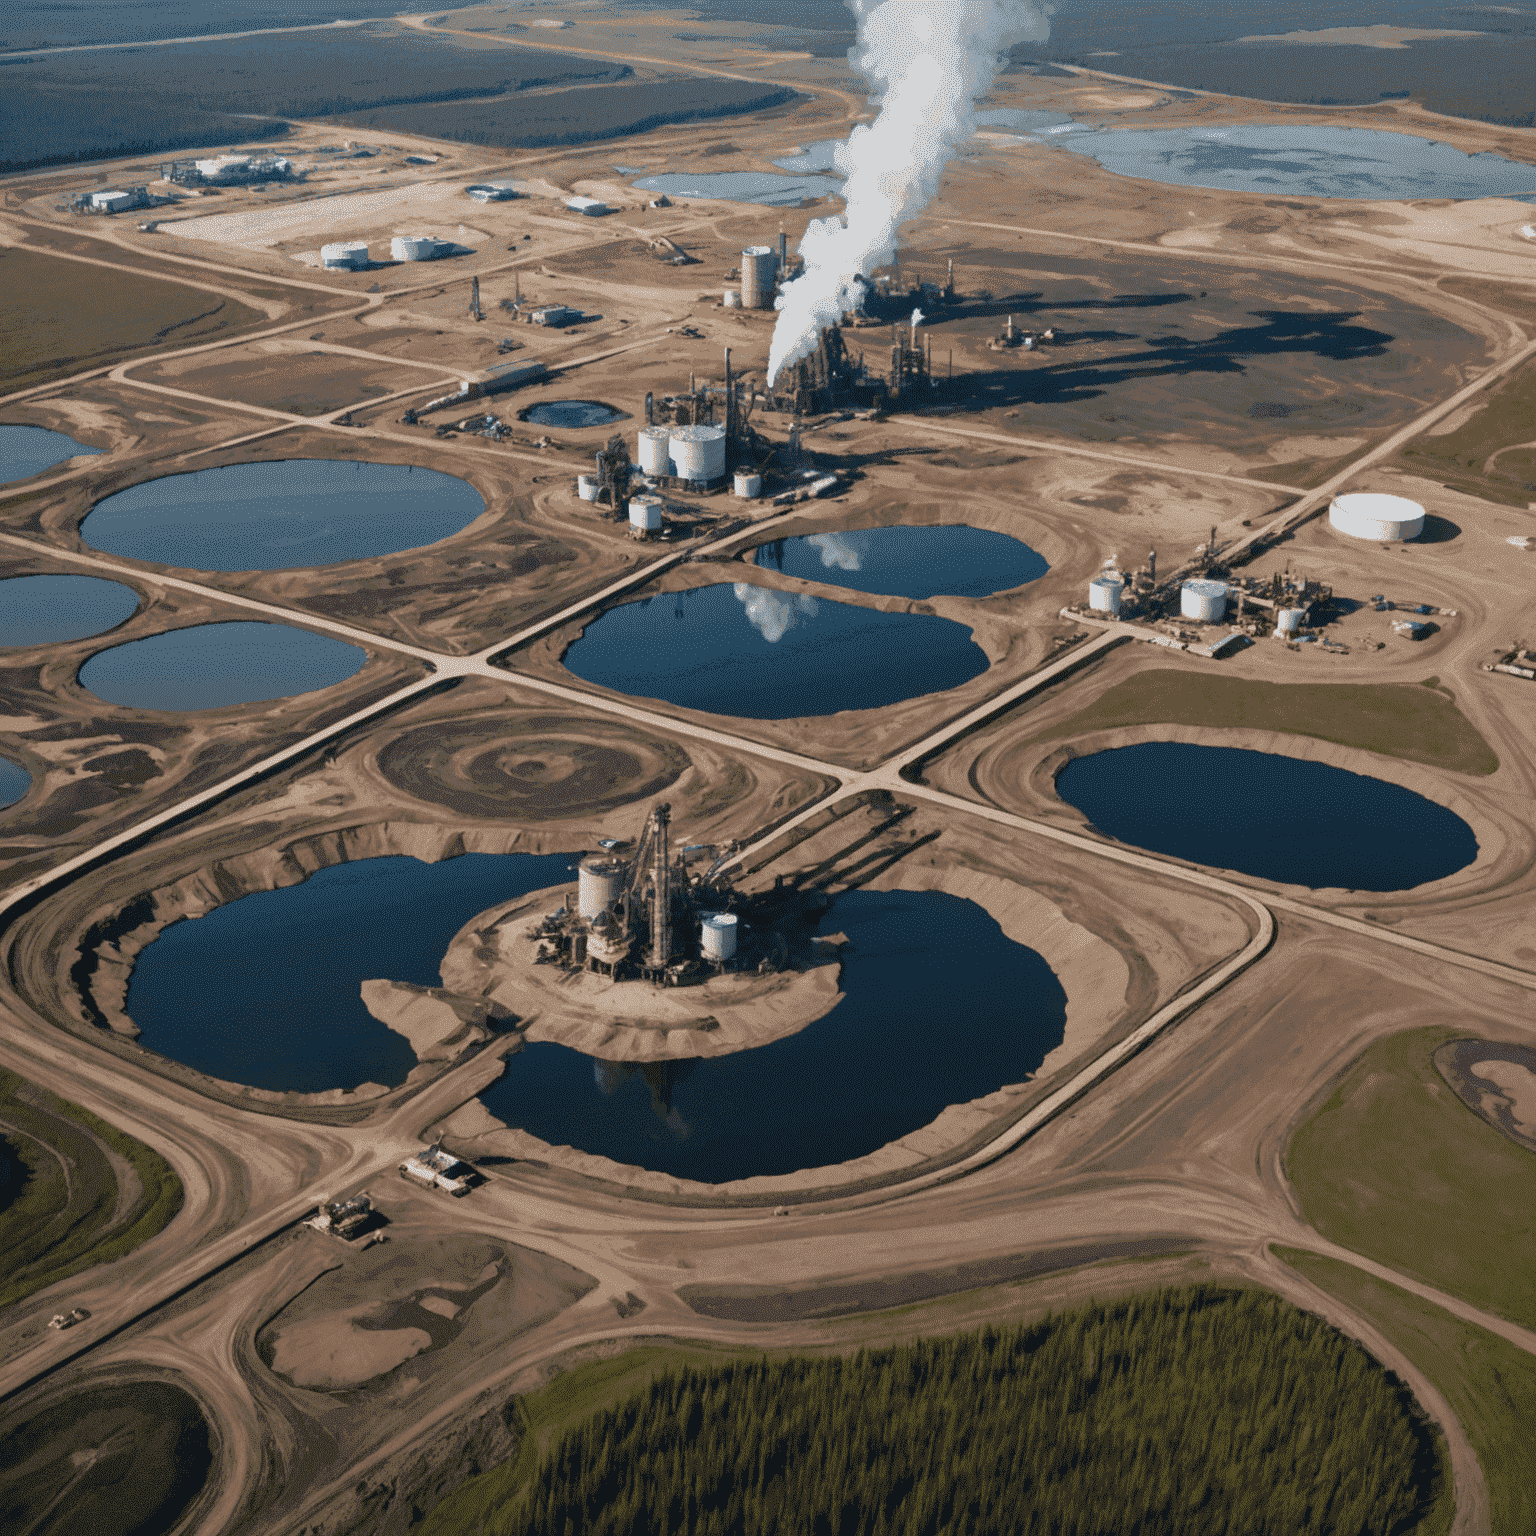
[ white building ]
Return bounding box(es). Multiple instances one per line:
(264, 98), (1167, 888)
(564, 196), (610, 217)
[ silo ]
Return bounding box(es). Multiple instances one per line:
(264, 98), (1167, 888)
(1276, 607), (1306, 635)
(321, 240), (369, 270)
(1328, 492), (1425, 542)
(668, 424), (727, 483)
(723, 290), (743, 309)
(577, 855), (627, 919)
(733, 471), (762, 499)
(391, 234), (441, 262)
(1180, 579), (1228, 623)
(700, 913), (738, 962)
(1088, 573), (1124, 615)
(637, 425), (672, 477)
(629, 496), (664, 536)
(741, 246), (778, 309)
(576, 474), (601, 502)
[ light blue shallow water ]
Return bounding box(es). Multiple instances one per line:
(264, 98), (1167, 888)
(79, 621), (366, 711)
(0, 756), (29, 810)
(0, 575), (140, 647)
(0, 425), (101, 485)
(631, 169), (843, 206)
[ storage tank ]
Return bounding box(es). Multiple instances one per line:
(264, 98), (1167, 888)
(577, 855), (627, 920)
(723, 290), (742, 309)
(734, 471), (762, 499)
(629, 496), (664, 535)
(1329, 492), (1425, 542)
(668, 424), (727, 483)
(1276, 607), (1306, 634)
(701, 912), (738, 962)
(391, 234), (442, 262)
(1180, 579), (1228, 623)
(741, 246), (778, 309)
(321, 240), (369, 270)
(576, 474), (601, 502)
(637, 425), (672, 477)
(1088, 572), (1124, 615)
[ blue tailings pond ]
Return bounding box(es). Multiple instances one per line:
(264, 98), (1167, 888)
(481, 889), (1067, 1184)
(0, 575), (140, 647)
(124, 854), (576, 1092)
(749, 525), (1048, 599)
(1055, 743), (1477, 890)
(79, 621), (365, 711)
(520, 400), (625, 429)
(562, 582), (988, 718)
(0, 756), (29, 810)
(631, 169), (843, 206)
(79, 459), (486, 571)
(0, 424), (101, 484)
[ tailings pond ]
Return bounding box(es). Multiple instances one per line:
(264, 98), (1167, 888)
(0, 756), (29, 810)
(0, 574), (139, 647)
(79, 621), (365, 711)
(79, 459), (486, 571)
(479, 889), (1067, 1184)
(0, 424), (100, 483)
(123, 853), (576, 1092)
(631, 169), (843, 206)
(561, 582), (988, 718)
(749, 525), (1048, 599)
(520, 400), (625, 429)
(1055, 743), (1477, 889)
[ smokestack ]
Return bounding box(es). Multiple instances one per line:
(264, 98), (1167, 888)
(1148, 549), (1157, 583)
(778, 227), (787, 267)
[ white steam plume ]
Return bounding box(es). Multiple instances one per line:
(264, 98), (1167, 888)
(767, 0), (1053, 386)
(733, 582), (819, 642)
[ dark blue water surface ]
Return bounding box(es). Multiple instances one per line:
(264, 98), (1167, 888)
(0, 756), (30, 810)
(0, 425), (101, 484)
(562, 582), (989, 718)
(79, 459), (486, 571)
(1055, 742), (1478, 890)
(125, 853), (576, 1092)
(750, 525), (1049, 599)
(480, 889), (1067, 1183)
(0, 575), (140, 647)
(79, 620), (365, 710)
(521, 400), (624, 428)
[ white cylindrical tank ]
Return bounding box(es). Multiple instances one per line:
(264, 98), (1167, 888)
(1329, 492), (1425, 542)
(1180, 579), (1228, 623)
(576, 474), (601, 502)
(733, 471), (762, 499)
(741, 246), (778, 309)
(637, 425), (672, 477)
(577, 855), (627, 920)
(1088, 573), (1124, 615)
(1277, 607), (1306, 634)
(723, 290), (742, 309)
(629, 495), (664, 534)
(669, 424), (727, 483)
(391, 234), (441, 262)
(321, 240), (370, 270)
(701, 912), (738, 961)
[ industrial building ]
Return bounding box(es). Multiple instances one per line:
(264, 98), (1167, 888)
(564, 196), (611, 217)
(1329, 492), (1426, 542)
(399, 1144), (471, 1195)
(418, 360), (548, 414)
(466, 182), (519, 202)
(321, 240), (370, 270)
(194, 153), (293, 184)
(84, 187), (148, 214)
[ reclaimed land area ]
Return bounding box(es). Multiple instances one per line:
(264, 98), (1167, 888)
(1398, 354), (1536, 510)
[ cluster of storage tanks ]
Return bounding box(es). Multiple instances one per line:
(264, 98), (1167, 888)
(321, 234), (451, 269)
(636, 423), (728, 484)
(576, 853), (737, 960)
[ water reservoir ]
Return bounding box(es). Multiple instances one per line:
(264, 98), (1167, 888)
(0, 755), (29, 810)
(632, 170), (843, 207)
(79, 459), (486, 571)
(749, 525), (1048, 599)
(1055, 742), (1477, 890)
(0, 424), (101, 484)
(79, 621), (366, 711)
(562, 582), (989, 718)
(478, 889), (1067, 1183)
(0, 575), (140, 647)
(521, 400), (626, 429)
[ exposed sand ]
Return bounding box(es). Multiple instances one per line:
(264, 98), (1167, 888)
(1236, 26), (1486, 48)
(1471, 1058), (1536, 1138)
(359, 979), (494, 1063)
(269, 1305), (432, 1389)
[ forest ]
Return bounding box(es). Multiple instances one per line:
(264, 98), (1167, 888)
(476, 1286), (1447, 1536)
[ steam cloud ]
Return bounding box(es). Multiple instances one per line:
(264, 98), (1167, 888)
(733, 582), (820, 642)
(767, 0), (1054, 385)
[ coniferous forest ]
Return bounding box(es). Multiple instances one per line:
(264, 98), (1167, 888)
(494, 1287), (1445, 1536)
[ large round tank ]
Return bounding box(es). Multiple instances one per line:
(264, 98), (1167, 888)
(637, 425), (672, 477)
(1329, 492), (1425, 542)
(321, 240), (369, 270)
(741, 246), (778, 309)
(1180, 579), (1228, 623)
(1277, 606), (1306, 634)
(700, 912), (738, 962)
(733, 471), (762, 499)
(1088, 572), (1124, 615)
(668, 424), (727, 483)
(577, 854), (627, 919)
(723, 290), (743, 309)
(629, 495), (664, 534)
(391, 234), (441, 262)
(576, 474), (601, 502)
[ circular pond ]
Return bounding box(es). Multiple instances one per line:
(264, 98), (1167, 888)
(479, 889), (1067, 1183)
(123, 853), (576, 1092)
(0, 755), (30, 810)
(79, 621), (365, 711)
(79, 459), (486, 572)
(0, 574), (140, 647)
(520, 400), (625, 429)
(1061, 125), (1536, 201)
(750, 524), (1048, 599)
(562, 582), (989, 718)
(0, 424), (101, 485)
(1055, 742), (1477, 889)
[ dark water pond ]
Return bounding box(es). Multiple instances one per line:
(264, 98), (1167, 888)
(480, 889), (1067, 1183)
(750, 524), (1048, 599)
(79, 459), (485, 571)
(125, 853), (575, 1092)
(79, 621), (365, 711)
(0, 424), (101, 485)
(562, 582), (988, 718)
(520, 400), (625, 428)
(1055, 742), (1478, 890)
(0, 756), (30, 810)
(632, 169), (843, 206)
(0, 574), (140, 647)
